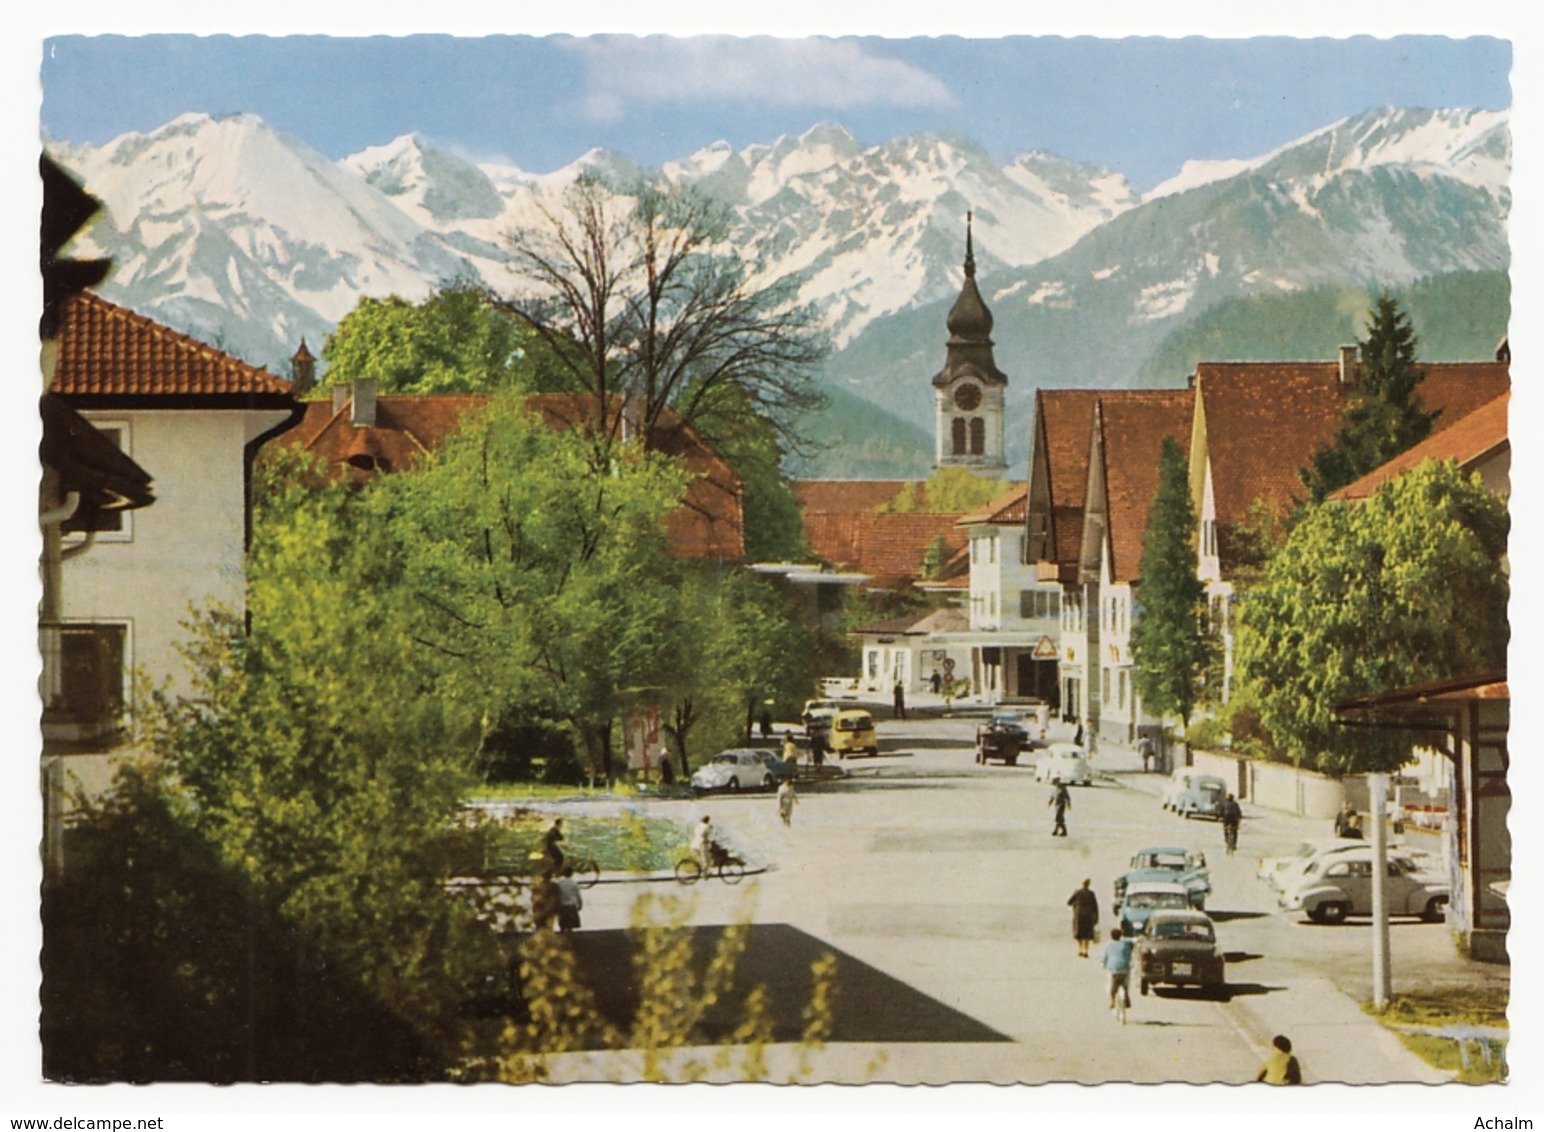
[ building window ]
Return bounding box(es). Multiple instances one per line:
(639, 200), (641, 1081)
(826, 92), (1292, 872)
(1202, 519), (1217, 558)
(988, 535), (996, 564)
(1102, 667), (1111, 704)
(952, 416), (967, 455)
(989, 592), (996, 616)
(61, 422), (131, 536)
(1021, 589), (1062, 620)
(1119, 669), (1129, 709)
(969, 416), (986, 456)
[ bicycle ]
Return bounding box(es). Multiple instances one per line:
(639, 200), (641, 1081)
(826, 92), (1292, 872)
(675, 846), (746, 885)
(526, 850), (600, 888)
(1112, 975), (1131, 1025)
(1223, 824), (1239, 856)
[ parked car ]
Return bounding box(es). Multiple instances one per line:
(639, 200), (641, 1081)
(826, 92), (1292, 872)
(1118, 880), (1194, 937)
(1160, 768), (1201, 811)
(828, 708), (879, 758)
(1136, 909), (1226, 996)
(1114, 846), (1211, 908)
(690, 748), (795, 793)
(1281, 854), (1450, 923)
(1174, 774), (1228, 820)
(1034, 742), (1093, 785)
(1257, 839), (1365, 889)
(976, 712), (1029, 765)
(1277, 841), (1432, 894)
(802, 699), (841, 738)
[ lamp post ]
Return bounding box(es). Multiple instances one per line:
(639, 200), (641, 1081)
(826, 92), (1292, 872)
(1369, 772), (1392, 1009)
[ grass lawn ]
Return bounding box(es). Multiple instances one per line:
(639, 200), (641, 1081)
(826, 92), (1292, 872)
(1364, 985), (1509, 1083)
(475, 808), (691, 877)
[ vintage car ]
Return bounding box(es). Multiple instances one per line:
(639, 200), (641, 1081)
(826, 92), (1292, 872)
(1257, 839), (1366, 889)
(1118, 881), (1194, 938)
(802, 699), (842, 738)
(1281, 853), (1450, 923)
(828, 708), (879, 758)
(1114, 846), (1211, 909)
(1159, 769), (1202, 811)
(1136, 908), (1226, 996)
(690, 748), (796, 793)
(975, 712), (1029, 765)
(1034, 742), (1093, 785)
(1174, 774), (1228, 820)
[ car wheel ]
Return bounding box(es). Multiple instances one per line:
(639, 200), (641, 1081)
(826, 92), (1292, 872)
(1140, 979), (1150, 996)
(1319, 901), (1349, 925)
(761, 774), (774, 789)
(1305, 905), (1326, 924)
(727, 777), (739, 792)
(1424, 895), (1449, 923)
(1007, 754), (1018, 766)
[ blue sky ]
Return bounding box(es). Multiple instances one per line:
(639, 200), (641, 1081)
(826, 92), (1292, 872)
(40, 33), (1511, 192)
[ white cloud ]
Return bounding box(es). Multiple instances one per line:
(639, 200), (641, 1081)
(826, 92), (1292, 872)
(562, 35), (956, 117)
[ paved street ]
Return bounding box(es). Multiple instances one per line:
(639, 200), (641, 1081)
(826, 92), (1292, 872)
(535, 695), (1502, 1084)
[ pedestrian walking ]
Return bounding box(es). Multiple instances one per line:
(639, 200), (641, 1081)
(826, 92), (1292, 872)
(781, 729), (800, 768)
(893, 679), (907, 720)
(531, 869), (561, 931)
(554, 867), (583, 932)
(1137, 736), (1155, 772)
(543, 817), (565, 872)
(1255, 1035), (1303, 1084)
(930, 669), (942, 695)
(1048, 778), (1071, 837)
(777, 779), (798, 826)
(809, 726), (826, 768)
(1101, 928), (1134, 1011)
(1067, 878), (1099, 957)
(1334, 802), (1358, 839)
(759, 708), (773, 740)
(1220, 793), (1242, 855)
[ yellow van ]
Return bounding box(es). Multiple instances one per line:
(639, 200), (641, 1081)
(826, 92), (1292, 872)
(829, 709), (878, 758)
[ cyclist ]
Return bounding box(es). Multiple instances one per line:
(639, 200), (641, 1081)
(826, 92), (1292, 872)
(1221, 793), (1242, 855)
(543, 817), (565, 873)
(691, 814), (715, 870)
(1102, 927), (1134, 1013)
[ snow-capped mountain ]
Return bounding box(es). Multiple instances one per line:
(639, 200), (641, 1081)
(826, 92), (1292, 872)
(47, 104), (1509, 475)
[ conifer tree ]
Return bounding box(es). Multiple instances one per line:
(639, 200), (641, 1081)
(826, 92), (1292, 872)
(1130, 436), (1216, 734)
(1301, 293), (1438, 502)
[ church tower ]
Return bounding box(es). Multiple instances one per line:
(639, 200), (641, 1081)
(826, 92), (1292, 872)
(933, 212), (1008, 476)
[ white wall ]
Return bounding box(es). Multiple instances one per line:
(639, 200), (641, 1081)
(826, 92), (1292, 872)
(61, 407), (290, 699)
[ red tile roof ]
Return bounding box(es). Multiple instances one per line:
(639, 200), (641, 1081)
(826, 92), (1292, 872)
(854, 606), (970, 635)
(793, 480), (916, 513)
(51, 291), (294, 404)
(802, 510), (967, 589)
(1094, 390), (1196, 583)
(1196, 360), (1510, 529)
(278, 391), (745, 561)
(1032, 390), (1100, 566)
(957, 483), (1029, 526)
(1333, 391), (1509, 501)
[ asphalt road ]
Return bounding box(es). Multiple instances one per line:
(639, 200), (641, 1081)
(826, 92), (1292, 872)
(537, 701), (1500, 1084)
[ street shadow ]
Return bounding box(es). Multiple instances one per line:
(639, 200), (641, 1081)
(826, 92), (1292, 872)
(1222, 951), (1265, 964)
(1210, 982), (1284, 999)
(891, 736), (977, 751)
(553, 923), (1011, 1047)
(1209, 910), (1270, 923)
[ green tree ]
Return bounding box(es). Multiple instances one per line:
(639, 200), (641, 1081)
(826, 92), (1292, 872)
(492, 176), (828, 461)
(1235, 459), (1508, 774)
(1130, 436), (1218, 735)
(688, 381), (809, 561)
(321, 283), (566, 396)
(141, 456), (499, 1042)
(877, 466), (1006, 514)
(379, 394), (691, 783)
(1301, 293), (1440, 502)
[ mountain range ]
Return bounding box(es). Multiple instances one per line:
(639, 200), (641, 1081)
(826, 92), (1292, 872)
(47, 106), (1510, 477)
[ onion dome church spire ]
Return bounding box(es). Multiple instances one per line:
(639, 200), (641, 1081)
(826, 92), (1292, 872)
(932, 211), (1009, 475)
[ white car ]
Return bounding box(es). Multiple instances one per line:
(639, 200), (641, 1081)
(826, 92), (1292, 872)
(1257, 839), (1365, 889)
(1160, 768), (1202, 811)
(1281, 855), (1450, 923)
(1034, 742), (1093, 785)
(1278, 844), (1442, 903)
(690, 749), (794, 793)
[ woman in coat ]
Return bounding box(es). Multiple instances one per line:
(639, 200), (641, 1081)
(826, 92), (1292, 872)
(1067, 878), (1099, 957)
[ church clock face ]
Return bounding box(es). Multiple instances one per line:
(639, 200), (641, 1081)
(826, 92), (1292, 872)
(952, 382), (981, 411)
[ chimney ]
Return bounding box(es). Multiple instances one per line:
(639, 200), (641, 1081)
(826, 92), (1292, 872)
(332, 384), (350, 416)
(1339, 345), (1360, 386)
(351, 379), (378, 428)
(289, 339), (316, 396)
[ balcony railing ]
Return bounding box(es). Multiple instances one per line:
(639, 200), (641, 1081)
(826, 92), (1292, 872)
(39, 621), (127, 748)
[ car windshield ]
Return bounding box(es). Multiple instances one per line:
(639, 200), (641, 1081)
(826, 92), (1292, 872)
(711, 754), (739, 765)
(1152, 920), (1214, 942)
(836, 716), (870, 731)
(1127, 891), (1190, 910)
(1135, 853), (1187, 870)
